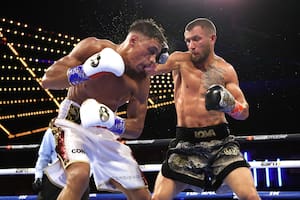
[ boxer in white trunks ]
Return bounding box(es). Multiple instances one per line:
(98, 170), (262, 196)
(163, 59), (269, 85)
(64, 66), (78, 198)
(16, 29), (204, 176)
(41, 18), (168, 200)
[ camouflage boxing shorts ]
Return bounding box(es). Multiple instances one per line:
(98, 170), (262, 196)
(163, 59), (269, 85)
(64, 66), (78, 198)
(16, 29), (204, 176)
(161, 123), (250, 191)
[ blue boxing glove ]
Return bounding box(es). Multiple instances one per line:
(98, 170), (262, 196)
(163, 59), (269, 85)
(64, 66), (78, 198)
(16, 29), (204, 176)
(67, 48), (125, 86)
(156, 42), (169, 64)
(80, 98), (125, 135)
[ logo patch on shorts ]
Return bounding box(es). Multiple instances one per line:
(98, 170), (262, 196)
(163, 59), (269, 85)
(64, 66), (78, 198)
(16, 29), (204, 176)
(223, 146), (239, 155)
(194, 129), (216, 138)
(71, 148), (86, 154)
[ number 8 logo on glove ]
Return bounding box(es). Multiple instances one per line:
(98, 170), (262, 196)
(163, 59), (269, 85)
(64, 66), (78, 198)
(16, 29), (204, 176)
(99, 105), (110, 122)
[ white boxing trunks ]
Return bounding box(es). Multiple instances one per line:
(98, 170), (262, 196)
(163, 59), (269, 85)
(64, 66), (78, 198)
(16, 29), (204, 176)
(44, 99), (148, 192)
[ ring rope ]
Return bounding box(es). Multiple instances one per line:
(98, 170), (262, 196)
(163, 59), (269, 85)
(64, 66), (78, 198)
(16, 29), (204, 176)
(125, 133), (300, 145)
(1, 133), (300, 151)
(1, 160), (300, 175)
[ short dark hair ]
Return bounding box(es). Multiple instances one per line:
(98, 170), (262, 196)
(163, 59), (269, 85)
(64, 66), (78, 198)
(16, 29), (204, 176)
(129, 18), (167, 45)
(185, 18), (216, 35)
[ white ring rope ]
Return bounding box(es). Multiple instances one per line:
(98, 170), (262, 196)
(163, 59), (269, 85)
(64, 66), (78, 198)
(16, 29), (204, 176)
(0, 144), (39, 150)
(1, 160), (300, 175)
(125, 133), (300, 145)
(1, 133), (300, 150)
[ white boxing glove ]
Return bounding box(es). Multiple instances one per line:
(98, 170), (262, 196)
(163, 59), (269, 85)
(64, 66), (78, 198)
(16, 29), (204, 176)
(83, 48), (125, 78)
(80, 99), (125, 135)
(67, 48), (125, 86)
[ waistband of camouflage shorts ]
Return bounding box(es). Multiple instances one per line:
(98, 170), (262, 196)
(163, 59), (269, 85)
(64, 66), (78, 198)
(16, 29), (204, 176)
(176, 123), (230, 142)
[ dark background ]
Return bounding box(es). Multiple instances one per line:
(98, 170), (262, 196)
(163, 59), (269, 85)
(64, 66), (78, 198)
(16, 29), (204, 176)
(0, 0), (300, 143)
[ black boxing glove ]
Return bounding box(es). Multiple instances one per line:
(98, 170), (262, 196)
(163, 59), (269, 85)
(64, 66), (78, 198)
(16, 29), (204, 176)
(32, 178), (43, 192)
(205, 84), (236, 113)
(156, 42), (169, 64)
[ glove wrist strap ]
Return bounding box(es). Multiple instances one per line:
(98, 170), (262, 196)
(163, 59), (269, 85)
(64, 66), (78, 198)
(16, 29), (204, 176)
(67, 65), (89, 86)
(109, 116), (125, 135)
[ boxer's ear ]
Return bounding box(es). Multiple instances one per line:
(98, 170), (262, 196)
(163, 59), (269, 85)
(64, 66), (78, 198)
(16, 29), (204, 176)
(129, 34), (139, 47)
(211, 34), (217, 44)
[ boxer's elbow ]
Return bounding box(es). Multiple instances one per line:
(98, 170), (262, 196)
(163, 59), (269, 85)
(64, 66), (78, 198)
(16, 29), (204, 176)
(235, 105), (249, 120)
(242, 103), (250, 120)
(131, 127), (144, 139)
(41, 71), (69, 90)
(123, 125), (144, 139)
(240, 110), (249, 120)
(41, 75), (49, 89)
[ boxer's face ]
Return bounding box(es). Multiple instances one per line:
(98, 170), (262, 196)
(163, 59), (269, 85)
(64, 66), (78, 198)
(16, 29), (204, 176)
(130, 36), (161, 75)
(184, 26), (215, 64)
